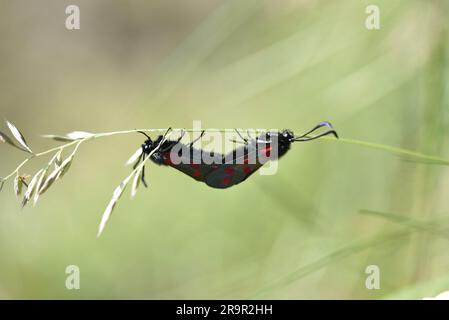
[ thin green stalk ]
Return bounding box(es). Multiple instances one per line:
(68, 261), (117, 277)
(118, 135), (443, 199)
(3, 128), (449, 184)
(323, 136), (449, 165)
(2, 140), (81, 181)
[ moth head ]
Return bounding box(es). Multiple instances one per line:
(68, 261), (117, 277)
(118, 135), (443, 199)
(280, 129), (295, 142)
(138, 131), (155, 154)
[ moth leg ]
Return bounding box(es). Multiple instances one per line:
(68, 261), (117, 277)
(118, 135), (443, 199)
(235, 128), (248, 143)
(189, 130), (205, 147)
(255, 134), (272, 144)
(141, 164), (148, 188)
(230, 128), (248, 145)
(254, 132), (273, 158)
(176, 129), (186, 143)
(246, 129), (254, 140)
(133, 152), (143, 170)
(160, 129), (186, 153)
(138, 152), (148, 188)
(160, 127), (173, 143)
(229, 139), (247, 145)
(152, 127), (173, 154)
(158, 130), (184, 157)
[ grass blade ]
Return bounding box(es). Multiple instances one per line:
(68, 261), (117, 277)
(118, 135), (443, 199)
(130, 167), (143, 198)
(33, 169), (48, 206)
(22, 169), (43, 208)
(6, 120), (33, 154)
(97, 180), (129, 237)
(65, 131), (93, 140)
(13, 175), (22, 196)
(0, 130), (20, 149)
(41, 134), (76, 142)
(125, 148), (143, 166)
(38, 155), (74, 195)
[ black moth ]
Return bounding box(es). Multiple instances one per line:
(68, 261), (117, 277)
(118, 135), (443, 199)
(132, 121), (338, 189)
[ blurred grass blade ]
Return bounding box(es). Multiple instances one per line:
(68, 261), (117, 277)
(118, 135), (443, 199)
(38, 170), (58, 195)
(6, 120), (33, 154)
(383, 273), (449, 299)
(360, 209), (449, 238)
(22, 169), (43, 208)
(13, 175), (22, 196)
(399, 157), (449, 165)
(125, 148), (143, 166)
(98, 130), (171, 236)
(56, 155), (73, 179)
(148, 0), (260, 107)
(55, 150), (62, 167)
(253, 209), (449, 298)
(252, 230), (412, 298)
(98, 180), (129, 237)
(41, 134), (76, 142)
(42, 131), (92, 142)
(33, 169), (48, 206)
(359, 209), (410, 223)
(38, 155), (74, 195)
(0, 130), (20, 149)
(1, 129), (32, 153)
(130, 167), (143, 198)
(66, 131), (93, 140)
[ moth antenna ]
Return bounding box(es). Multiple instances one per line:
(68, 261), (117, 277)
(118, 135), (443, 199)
(293, 121), (334, 140)
(137, 131), (152, 140)
(293, 129), (338, 142)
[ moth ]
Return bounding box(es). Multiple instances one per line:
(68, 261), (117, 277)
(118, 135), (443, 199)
(131, 121), (338, 189)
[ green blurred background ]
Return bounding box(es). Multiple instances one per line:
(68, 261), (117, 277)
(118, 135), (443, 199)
(1, 0), (449, 299)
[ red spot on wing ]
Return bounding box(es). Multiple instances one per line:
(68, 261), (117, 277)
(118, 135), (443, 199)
(163, 153), (173, 165)
(224, 167), (235, 175)
(223, 177), (231, 186)
(243, 166), (252, 174)
(188, 164), (202, 178)
(260, 146), (273, 158)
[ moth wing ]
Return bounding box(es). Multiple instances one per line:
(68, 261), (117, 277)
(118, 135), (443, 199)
(205, 143), (270, 189)
(162, 150), (219, 183)
(205, 160), (268, 188)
